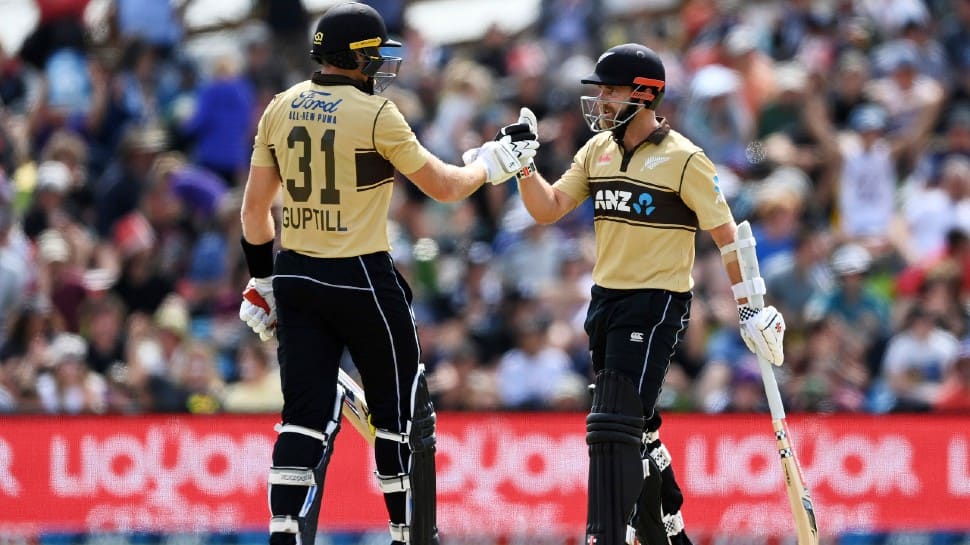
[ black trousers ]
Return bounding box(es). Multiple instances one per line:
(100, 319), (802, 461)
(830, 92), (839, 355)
(584, 286), (694, 542)
(584, 286), (692, 425)
(272, 249), (420, 468)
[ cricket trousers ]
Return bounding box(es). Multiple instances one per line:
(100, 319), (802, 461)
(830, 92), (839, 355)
(272, 249), (421, 530)
(585, 285), (694, 544)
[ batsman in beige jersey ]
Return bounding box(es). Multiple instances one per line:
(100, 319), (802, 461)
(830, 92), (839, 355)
(237, 4), (538, 545)
(250, 75), (430, 258)
(554, 125), (733, 292)
(510, 42), (786, 545)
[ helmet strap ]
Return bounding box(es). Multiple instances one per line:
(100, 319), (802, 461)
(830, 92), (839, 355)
(609, 103), (643, 141)
(357, 47), (383, 77)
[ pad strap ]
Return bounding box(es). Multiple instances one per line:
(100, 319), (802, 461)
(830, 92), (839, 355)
(268, 467), (316, 486)
(390, 522), (411, 543)
(731, 278), (766, 301)
(275, 422), (336, 443)
(664, 511), (685, 536)
(269, 515), (300, 534)
(626, 525), (638, 545)
(719, 236), (757, 255)
(376, 471), (411, 493)
(649, 444), (672, 472)
(375, 426), (410, 444)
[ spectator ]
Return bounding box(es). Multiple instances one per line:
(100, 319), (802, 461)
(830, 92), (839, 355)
(806, 243), (891, 377)
(765, 228), (834, 332)
(79, 294), (126, 376)
(495, 314), (582, 410)
(36, 229), (86, 332)
(171, 340), (223, 414)
(0, 201), (31, 343)
(222, 339), (282, 413)
(93, 124), (167, 237)
(902, 157), (970, 261)
(879, 307), (961, 411)
(935, 341), (970, 411)
(35, 332), (107, 414)
(180, 55), (255, 186)
(113, 0), (186, 58)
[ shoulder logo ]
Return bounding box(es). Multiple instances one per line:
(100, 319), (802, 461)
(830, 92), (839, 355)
(597, 153), (613, 165)
(642, 156), (670, 170)
(630, 332), (644, 342)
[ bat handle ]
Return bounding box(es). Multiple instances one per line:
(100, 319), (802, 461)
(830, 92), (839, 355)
(757, 355), (787, 420)
(736, 221), (786, 420)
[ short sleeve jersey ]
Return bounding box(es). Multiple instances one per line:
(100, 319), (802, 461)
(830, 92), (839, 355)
(552, 121), (733, 291)
(251, 74), (430, 258)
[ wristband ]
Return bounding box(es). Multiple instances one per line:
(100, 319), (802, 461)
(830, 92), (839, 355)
(241, 237), (274, 278)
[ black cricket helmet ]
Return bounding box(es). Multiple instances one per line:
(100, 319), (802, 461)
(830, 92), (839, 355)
(310, 2), (402, 92)
(580, 43), (666, 132)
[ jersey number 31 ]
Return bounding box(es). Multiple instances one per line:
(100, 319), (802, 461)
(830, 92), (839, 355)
(286, 126), (340, 205)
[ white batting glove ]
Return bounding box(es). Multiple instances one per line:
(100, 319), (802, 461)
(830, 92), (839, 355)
(739, 305), (786, 365)
(239, 277), (276, 341)
(497, 107), (540, 179)
(467, 140), (529, 185)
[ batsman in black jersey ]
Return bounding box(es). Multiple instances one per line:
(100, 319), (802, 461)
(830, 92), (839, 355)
(237, 3), (537, 545)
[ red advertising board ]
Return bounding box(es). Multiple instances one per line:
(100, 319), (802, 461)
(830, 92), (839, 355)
(0, 414), (968, 537)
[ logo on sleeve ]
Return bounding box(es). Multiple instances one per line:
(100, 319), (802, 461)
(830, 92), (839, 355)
(713, 174), (726, 204)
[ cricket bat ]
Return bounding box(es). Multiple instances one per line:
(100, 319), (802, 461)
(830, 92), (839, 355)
(337, 368), (376, 446)
(735, 220), (819, 545)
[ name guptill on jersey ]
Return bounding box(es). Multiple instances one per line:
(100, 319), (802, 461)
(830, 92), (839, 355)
(282, 206), (347, 232)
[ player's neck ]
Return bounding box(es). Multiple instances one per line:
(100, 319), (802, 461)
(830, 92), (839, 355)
(622, 110), (660, 150)
(318, 65), (369, 84)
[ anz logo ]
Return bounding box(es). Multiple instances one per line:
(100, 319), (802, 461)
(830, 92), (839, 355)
(593, 189), (655, 216)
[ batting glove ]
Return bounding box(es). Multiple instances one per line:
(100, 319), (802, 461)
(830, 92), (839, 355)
(464, 140), (531, 185)
(495, 107), (539, 179)
(739, 305), (786, 366)
(240, 277), (276, 341)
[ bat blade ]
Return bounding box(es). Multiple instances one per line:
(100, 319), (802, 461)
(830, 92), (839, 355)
(774, 419), (819, 545)
(337, 368), (375, 445)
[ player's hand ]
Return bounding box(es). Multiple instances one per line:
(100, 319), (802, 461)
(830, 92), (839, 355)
(739, 305), (785, 365)
(240, 277), (276, 341)
(466, 140), (531, 185)
(496, 107), (539, 179)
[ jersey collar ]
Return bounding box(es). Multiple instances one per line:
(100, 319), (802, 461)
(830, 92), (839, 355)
(311, 72), (371, 93)
(612, 116), (671, 150)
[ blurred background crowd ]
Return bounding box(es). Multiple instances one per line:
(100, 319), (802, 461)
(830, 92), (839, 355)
(0, 0), (968, 417)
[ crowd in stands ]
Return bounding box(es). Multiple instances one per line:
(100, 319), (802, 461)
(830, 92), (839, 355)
(0, 0), (968, 416)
